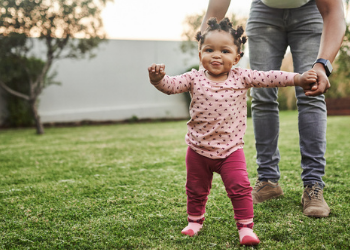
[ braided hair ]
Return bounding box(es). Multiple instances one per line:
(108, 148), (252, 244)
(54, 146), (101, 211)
(196, 17), (247, 57)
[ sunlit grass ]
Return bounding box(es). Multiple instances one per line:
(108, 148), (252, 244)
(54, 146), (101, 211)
(1, 111), (349, 249)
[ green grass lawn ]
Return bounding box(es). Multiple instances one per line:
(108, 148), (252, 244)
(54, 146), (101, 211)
(1, 111), (350, 249)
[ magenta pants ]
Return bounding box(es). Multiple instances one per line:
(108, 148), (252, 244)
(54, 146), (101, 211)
(185, 147), (253, 220)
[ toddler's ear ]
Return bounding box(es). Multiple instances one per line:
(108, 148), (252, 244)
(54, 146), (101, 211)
(198, 51), (202, 61)
(234, 54), (241, 65)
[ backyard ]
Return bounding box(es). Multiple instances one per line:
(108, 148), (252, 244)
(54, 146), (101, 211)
(0, 111), (349, 249)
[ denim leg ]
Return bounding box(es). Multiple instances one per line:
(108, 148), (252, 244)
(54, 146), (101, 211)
(295, 88), (327, 187)
(247, 0), (327, 186)
(247, 1), (288, 181)
(287, 3), (326, 187)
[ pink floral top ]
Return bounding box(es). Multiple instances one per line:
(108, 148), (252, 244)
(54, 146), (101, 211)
(152, 68), (297, 159)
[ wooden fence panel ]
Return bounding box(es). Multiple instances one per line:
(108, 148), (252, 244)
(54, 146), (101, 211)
(326, 97), (350, 116)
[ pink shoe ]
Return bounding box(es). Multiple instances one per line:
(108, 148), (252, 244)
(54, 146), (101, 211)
(181, 228), (196, 237)
(237, 222), (260, 246)
(240, 234), (260, 246)
(181, 217), (205, 237)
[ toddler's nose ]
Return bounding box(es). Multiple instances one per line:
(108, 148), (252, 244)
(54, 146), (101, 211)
(212, 53), (221, 58)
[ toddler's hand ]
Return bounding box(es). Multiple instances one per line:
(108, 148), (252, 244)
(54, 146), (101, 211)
(295, 69), (317, 91)
(148, 63), (166, 84)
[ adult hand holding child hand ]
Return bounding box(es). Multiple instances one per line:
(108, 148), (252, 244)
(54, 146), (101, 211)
(304, 65), (331, 96)
(148, 63), (166, 84)
(294, 69), (319, 95)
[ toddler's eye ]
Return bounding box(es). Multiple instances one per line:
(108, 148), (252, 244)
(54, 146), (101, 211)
(222, 50), (230, 54)
(205, 49), (213, 52)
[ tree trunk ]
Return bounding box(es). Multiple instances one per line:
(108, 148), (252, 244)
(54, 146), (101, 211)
(30, 99), (44, 135)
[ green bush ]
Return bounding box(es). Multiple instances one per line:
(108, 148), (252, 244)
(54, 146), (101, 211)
(326, 69), (350, 99)
(246, 98), (252, 118)
(277, 88), (297, 111)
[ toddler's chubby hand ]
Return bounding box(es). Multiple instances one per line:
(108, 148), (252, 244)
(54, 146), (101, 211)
(148, 63), (166, 84)
(296, 69), (317, 90)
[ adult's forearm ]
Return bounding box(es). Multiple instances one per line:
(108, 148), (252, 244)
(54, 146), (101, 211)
(316, 0), (346, 62)
(200, 0), (231, 33)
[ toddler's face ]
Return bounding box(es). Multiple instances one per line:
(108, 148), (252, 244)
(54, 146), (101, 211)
(199, 30), (240, 80)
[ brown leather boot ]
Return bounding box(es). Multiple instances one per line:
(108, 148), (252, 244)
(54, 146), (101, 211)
(252, 180), (284, 204)
(302, 183), (330, 217)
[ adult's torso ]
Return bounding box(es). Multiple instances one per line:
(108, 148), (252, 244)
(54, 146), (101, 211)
(262, 0), (310, 8)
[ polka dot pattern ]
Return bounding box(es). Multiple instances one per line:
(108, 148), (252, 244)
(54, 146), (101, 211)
(153, 68), (297, 159)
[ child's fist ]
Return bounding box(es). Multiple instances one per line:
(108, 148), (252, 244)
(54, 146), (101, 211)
(148, 63), (166, 84)
(295, 69), (317, 90)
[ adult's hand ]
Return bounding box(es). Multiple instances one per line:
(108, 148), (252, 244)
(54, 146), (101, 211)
(304, 64), (330, 96)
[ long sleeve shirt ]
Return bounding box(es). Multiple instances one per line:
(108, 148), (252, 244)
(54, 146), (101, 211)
(152, 68), (297, 159)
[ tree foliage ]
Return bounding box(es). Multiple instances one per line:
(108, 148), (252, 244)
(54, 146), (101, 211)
(0, 0), (112, 134)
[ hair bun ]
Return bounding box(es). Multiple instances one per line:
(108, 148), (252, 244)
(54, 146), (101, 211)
(207, 17), (219, 30)
(219, 17), (232, 31)
(195, 31), (202, 42)
(234, 26), (244, 38)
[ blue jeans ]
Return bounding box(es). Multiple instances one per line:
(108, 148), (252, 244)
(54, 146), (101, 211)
(246, 0), (327, 187)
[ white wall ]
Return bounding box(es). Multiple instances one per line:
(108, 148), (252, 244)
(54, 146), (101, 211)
(38, 39), (200, 123)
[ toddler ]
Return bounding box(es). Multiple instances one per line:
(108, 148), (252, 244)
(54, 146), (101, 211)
(148, 17), (317, 246)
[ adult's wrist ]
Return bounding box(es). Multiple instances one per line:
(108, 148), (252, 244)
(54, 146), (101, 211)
(312, 63), (327, 75)
(312, 59), (332, 77)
